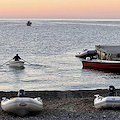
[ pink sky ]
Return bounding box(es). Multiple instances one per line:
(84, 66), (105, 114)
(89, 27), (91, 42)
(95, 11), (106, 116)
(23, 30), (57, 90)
(0, 0), (120, 19)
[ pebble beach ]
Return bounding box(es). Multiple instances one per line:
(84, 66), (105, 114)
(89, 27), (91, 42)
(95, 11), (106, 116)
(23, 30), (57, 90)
(0, 89), (120, 120)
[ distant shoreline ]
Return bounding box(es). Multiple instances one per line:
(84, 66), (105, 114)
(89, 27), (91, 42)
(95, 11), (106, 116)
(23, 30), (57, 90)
(0, 89), (115, 100)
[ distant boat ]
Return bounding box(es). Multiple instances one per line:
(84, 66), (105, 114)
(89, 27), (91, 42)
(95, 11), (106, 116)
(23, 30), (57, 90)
(9, 60), (24, 68)
(26, 21), (32, 26)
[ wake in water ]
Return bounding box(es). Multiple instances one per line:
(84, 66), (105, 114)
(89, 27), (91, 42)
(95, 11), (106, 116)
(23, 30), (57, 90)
(24, 63), (50, 68)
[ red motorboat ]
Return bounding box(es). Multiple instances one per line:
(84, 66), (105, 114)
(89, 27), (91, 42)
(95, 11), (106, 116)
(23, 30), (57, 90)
(82, 59), (120, 71)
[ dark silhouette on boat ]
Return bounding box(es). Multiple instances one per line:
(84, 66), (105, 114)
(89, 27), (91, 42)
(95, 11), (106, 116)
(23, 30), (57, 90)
(26, 21), (32, 26)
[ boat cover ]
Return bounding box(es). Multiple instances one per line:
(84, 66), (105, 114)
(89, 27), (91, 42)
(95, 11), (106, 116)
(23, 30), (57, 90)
(95, 45), (120, 61)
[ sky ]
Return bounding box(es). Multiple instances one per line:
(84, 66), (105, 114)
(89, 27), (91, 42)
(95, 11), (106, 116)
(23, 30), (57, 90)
(0, 0), (120, 19)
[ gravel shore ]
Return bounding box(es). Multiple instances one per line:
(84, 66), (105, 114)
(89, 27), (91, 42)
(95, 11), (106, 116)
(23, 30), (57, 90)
(0, 89), (120, 120)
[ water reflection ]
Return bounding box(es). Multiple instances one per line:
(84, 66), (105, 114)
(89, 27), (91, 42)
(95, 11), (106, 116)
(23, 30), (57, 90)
(9, 67), (25, 90)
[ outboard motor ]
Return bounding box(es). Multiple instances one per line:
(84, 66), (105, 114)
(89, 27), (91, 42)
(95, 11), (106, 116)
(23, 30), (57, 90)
(18, 89), (25, 97)
(109, 85), (116, 96)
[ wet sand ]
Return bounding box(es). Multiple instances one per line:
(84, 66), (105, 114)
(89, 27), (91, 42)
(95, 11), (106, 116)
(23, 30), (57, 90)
(0, 89), (120, 120)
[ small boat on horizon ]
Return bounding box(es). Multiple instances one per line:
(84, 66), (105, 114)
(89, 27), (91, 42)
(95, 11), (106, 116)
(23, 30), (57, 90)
(26, 21), (32, 26)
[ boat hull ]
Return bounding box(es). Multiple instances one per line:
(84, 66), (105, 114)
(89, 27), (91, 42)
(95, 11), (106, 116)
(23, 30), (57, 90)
(94, 95), (120, 109)
(9, 61), (24, 68)
(1, 97), (43, 116)
(82, 60), (120, 71)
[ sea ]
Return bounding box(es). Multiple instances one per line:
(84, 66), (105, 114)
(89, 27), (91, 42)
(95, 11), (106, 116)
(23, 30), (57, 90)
(0, 19), (120, 91)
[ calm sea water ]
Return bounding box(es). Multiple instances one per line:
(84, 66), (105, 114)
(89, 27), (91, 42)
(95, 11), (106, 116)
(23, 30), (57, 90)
(0, 19), (120, 91)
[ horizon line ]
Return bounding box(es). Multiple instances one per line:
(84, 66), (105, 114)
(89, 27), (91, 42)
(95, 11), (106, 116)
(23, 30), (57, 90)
(0, 18), (120, 21)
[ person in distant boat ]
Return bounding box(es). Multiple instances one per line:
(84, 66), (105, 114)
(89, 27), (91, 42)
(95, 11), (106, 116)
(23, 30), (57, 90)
(26, 21), (32, 26)
(13, 54), (21, 61)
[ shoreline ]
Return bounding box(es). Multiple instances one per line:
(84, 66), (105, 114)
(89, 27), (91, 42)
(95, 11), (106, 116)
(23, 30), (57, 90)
(0, 89), (110, 99)
(0, 89), (120, 120)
